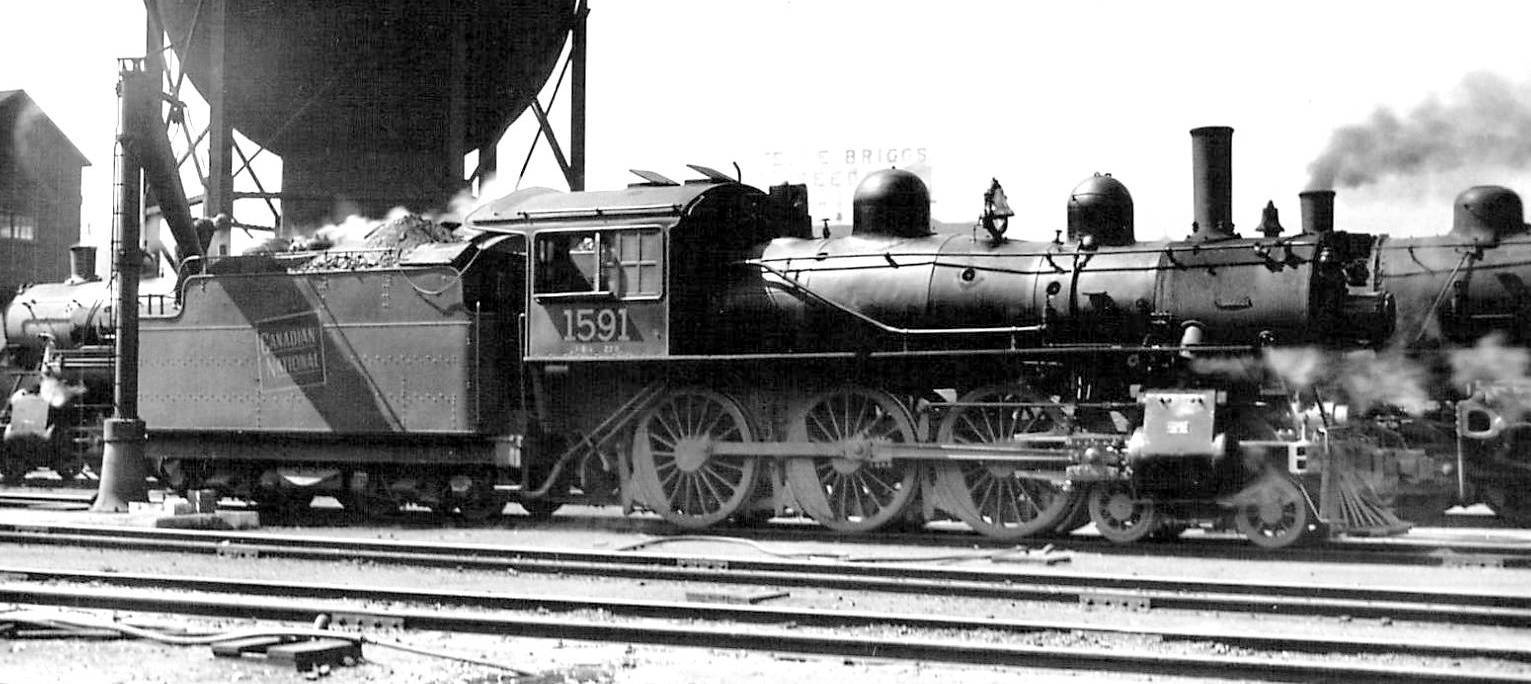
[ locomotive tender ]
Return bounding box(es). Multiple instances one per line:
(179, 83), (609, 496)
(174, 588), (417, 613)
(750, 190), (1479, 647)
(2, 125), (1522, 547)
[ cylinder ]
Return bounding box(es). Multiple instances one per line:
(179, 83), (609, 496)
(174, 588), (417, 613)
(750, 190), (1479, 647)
(1300, 190), (1335, 234)
(1190, 126), (1234, 239)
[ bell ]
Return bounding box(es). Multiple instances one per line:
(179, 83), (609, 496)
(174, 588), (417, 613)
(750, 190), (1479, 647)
(1257, 200), (1284, 237)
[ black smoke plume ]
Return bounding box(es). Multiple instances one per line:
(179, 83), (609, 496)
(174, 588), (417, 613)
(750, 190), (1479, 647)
(1307, 72), (1531, 190)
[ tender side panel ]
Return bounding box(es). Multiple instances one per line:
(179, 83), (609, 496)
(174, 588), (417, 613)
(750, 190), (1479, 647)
(141, 268), (491, 434)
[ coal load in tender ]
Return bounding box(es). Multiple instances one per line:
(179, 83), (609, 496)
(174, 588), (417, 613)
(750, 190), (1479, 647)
(298, 214), (462, 271)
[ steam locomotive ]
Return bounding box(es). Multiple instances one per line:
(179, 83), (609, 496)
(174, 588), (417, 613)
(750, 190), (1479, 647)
(1, 125), (1525, 547)
(1369, 185), (1531, 526)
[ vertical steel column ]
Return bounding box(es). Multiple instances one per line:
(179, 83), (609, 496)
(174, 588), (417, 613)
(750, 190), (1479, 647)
(145, 6), (165, 88)
(448, 5), (468, 192)
(570, 1), (588, 191)
(478, 142), (498, 191)
(93, 62), (151, 512)
(204, 0), (233, 256)
(142, 5), (167, 266)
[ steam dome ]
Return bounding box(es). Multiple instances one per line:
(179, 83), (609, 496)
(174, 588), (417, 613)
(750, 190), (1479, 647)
(852, 168), (931, 238)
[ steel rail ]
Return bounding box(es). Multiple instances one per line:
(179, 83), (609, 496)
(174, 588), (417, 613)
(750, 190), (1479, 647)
(2, 570), (1529, 682)
(1, 501), (1530, 566)
(1, 494), (1529, 566)
(605, 516), (1531, 567)
(0, 492), (94, 508)
(2, 525), (1530, 625)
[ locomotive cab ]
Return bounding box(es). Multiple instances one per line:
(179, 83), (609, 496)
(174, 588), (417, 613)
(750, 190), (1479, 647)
(467, 175), (805, 360)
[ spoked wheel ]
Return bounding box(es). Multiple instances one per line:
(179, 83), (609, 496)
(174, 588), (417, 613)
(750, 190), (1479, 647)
(632, 388), (759, 529)
(1087, 482), (1161, 543)
(931, 385), (1081, 540)
(1052, 492), (1093, 535)
(784, 387), (920, 533)
(1231, 473), (1314, 549)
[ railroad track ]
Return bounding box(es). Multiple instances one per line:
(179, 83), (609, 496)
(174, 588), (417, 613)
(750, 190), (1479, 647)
(649, 518), (1531, 568)
(4, 502), (1530, 570)
(3, 522), (1531, 627)
(3, 566), (1529, 682)
(2, 486), (1529, 567)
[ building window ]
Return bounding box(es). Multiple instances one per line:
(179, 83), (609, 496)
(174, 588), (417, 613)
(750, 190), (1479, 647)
(1, 212), (36, 241)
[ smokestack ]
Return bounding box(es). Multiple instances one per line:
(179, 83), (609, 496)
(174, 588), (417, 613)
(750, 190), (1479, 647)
(67, 244), (99, 284)
(1190, 126), (1235, 240)
(1300, 190), (1335, 234)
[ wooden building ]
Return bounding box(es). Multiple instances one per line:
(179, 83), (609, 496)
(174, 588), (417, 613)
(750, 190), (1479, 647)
(0, 90), (89, 303)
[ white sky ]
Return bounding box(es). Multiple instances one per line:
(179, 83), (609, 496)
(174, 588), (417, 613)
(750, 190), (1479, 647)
(4, 0), (1531, 244)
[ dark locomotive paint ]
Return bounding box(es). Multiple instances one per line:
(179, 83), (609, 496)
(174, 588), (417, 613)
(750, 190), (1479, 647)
(3, 126), (1531, 540)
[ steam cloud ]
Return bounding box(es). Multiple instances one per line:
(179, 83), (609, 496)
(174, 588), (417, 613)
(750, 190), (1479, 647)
(1199, 347), (1436, 416)
(1450, 334), (1531, 424)
(1262, 347), (1327, 389)
(1307, 71), (1531, 189)
(1337, 349), (1432, 416)
(1193, 339), (1531, 420)
(1449, 333), (1531, 387)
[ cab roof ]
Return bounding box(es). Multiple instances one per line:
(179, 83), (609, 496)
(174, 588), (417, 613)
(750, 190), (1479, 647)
(465, 180), (759, 233)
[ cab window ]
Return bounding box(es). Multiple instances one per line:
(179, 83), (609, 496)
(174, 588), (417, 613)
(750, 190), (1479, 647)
(534, 228), (662, 299)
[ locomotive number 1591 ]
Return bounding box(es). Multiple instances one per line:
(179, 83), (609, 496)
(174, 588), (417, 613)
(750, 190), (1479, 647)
(560, 306), (632, 343)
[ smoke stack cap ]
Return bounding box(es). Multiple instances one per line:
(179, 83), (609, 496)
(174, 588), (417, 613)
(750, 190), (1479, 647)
(1067, 173), (1135, 246)
(1452, 185), (1524, 241)
(1299, 190), (1336, 234)
(67, 244), (100, 284)
(853, 168), (932, 238)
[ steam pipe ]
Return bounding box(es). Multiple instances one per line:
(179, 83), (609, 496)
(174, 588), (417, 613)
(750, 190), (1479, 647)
(1190, 126), (1234, 240)
(121, 64), (201, 264)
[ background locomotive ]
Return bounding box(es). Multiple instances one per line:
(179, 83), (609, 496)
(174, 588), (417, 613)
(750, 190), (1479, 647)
(1, 124), (1526, 547)
(1367, 185), (1531, 526)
